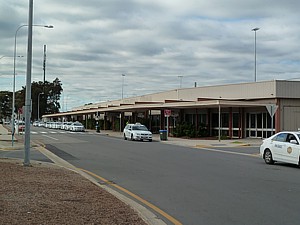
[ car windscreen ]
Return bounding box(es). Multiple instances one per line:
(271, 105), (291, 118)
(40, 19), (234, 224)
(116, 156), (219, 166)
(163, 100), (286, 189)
(272, 133), (287, 142)
(132, 125), (148, 131)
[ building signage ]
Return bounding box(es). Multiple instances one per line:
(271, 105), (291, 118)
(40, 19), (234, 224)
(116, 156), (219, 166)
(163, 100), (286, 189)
(164, 109), (171, 117)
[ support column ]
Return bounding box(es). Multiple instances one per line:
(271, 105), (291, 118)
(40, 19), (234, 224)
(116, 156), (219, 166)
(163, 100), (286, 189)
(229, 107), (232, 139)
(160, 110), (165, 130)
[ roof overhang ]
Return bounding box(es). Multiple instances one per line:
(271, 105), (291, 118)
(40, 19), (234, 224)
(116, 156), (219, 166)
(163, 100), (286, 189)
(42, 100), (268, 118)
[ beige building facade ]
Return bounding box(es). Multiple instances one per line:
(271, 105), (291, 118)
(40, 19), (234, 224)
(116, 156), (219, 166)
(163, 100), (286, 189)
(43, 80), (300, 139)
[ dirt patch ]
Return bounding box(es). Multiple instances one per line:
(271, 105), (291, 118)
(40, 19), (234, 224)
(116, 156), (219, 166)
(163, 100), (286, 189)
(0, 158), (147, 225)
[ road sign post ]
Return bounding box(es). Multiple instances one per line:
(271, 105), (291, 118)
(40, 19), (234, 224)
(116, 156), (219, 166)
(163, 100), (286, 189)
(266, 104), (278, 135)
(164, 110), (171, 137)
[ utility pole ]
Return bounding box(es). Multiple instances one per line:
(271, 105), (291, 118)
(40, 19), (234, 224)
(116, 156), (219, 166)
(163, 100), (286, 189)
(252, 27), (260, 82)
(43, 44), (46, 91)
(24, 0), (33, 166)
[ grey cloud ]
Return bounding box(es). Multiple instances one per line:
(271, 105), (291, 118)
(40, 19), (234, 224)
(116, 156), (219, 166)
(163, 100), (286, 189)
(1, 1), (300, 109)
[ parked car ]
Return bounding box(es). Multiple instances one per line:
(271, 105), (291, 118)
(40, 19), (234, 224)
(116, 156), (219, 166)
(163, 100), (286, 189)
(46, 122), (54, 129)
(61, 122), (73, 130)
(123, 123), (152, 142)
(54, 122), (62, 129)
(38, 121), (45, 127)
(260, 131), (300, 166)
(69, 122), (85, 132)
(15, 121), (25, 134)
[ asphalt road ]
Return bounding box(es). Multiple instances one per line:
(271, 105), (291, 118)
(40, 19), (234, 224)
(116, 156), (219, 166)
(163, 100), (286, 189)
(30, 127), (300, 225)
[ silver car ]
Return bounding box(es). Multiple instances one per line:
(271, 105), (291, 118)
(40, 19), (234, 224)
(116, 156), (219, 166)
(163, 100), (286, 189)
(123, 123), (152, 142)
(69, 122), (85, 132)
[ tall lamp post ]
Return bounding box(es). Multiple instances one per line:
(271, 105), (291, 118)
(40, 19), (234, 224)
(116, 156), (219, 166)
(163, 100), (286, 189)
(252, 27), (260, 82)
(121, 74), (126, 99)
(178, 75), (183, 88)
(11, 24), (53, 146)
(37, 92), (44, 121)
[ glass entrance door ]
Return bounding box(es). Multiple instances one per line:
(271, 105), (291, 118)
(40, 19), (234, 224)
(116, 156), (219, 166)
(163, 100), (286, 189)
(248, 113), (263, 138)
(247, 112), (274, 138)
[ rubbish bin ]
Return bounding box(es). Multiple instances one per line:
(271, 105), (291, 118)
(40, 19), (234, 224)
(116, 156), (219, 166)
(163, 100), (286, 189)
(96, 125), (100, 133)
(159, 130), (167, 141)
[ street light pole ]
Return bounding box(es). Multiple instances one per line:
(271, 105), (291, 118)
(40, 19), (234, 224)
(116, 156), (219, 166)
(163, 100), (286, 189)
(122, 74), (125, 99)
(23, 0), (34, 166)
(37, 92), (44, 120)
(178, 75), (183, 88)
(12, 25), (30, 146)
(11, 24), (53, 146)
(252, 27), (260, 82)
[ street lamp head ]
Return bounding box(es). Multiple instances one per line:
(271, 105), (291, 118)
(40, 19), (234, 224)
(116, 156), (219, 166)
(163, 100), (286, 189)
(122, 74), (125, 77)
(252, 27), (260, 32)
(0, 55), (23, 60)
(44, 25), (54, 28)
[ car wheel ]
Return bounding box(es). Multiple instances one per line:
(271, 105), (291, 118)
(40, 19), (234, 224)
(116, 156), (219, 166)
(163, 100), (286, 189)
(130, 134), (134, 141)
(264, 149), (274, 164)
(124, 134), (127, 140)
(149, 139), (152, 142)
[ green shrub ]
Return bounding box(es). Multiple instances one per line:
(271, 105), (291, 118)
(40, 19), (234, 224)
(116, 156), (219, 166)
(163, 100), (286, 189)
(173, 122), (208, 138)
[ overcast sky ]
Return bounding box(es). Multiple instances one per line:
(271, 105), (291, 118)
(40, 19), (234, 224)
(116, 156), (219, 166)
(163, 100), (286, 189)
(1, 1), (300, 110)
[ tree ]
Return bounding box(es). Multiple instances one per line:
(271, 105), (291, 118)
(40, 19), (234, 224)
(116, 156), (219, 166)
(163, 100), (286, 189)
(16, 78), (63, 120)
(44, 78), (63, 116)
(0, 91), (12, 121)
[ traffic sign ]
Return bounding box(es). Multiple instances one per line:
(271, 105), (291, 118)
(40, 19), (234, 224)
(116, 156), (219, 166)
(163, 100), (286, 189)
(266, 104), (278, 117)
(164, 109), (171, 117)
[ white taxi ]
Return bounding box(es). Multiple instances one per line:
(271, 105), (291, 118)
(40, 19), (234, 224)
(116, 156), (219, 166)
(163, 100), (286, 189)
(260, 131), (300, 166)
(123, 123), (152, 142)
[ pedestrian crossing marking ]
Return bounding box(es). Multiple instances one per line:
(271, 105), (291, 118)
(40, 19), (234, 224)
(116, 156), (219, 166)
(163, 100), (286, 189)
(31, 131), (87, 135)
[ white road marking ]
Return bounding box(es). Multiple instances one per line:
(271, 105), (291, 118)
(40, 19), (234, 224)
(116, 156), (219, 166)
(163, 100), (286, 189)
(195, 146), (259, 157)
(42, 134), (59, 141)
(31, 130), (88, 135)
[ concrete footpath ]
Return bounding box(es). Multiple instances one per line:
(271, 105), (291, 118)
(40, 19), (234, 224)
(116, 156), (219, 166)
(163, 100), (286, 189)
(0, 124), (23, 150)
(94, 129), (263, 148)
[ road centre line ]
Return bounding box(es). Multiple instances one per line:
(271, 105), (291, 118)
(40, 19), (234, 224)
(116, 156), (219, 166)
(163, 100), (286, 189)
(42, 134), (59, 141)
(33, 140), (171, 224)
(81, 169), (183, 225)
(194, 146), (260, 157)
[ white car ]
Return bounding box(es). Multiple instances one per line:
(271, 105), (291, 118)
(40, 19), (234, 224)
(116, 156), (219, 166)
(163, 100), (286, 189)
(69, 122), (85, 132)
(54, 122), (62, 129)
(260, 131), (300, 166)
(123, 123), (152, 142)
(61, 122), (72, 130)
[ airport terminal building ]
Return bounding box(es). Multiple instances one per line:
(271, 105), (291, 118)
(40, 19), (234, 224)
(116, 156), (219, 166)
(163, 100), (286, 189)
(43, 80), (300, 139)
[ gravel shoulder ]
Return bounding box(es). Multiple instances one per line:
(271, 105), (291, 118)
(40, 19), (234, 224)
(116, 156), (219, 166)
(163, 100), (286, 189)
(0, 158), (147, 225)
